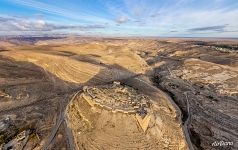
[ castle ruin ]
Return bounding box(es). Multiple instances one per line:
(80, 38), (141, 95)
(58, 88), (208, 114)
(82, 81), (152, 131)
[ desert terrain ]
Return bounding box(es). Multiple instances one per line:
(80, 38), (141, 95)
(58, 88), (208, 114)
(0, 37), (237, 150)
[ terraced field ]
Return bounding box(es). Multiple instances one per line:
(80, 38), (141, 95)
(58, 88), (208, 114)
(1, 44), (144, 84)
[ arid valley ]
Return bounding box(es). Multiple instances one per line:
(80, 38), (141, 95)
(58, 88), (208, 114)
(0, 37), (237, 150)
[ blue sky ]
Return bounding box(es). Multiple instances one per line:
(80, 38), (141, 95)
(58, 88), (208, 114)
(0, 0), (238, 37)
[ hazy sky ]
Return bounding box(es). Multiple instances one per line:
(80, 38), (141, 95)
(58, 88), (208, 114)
(0, 0), (238, 37)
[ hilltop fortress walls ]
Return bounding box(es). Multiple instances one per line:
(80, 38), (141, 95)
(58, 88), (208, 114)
(82, 82), (152, 132)
(65, 80), (189, 150)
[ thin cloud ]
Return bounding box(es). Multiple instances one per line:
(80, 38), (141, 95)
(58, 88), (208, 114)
(7, 0), (111, 23)
(188, 25), (227, 32)
(132, 5), (146, 16)
(0, 16), (105, 31)
(0, 16), (14, 22)
(3, 0), (238, 37)
(116, 16), (129, 24)
(150, 13), (160, 18)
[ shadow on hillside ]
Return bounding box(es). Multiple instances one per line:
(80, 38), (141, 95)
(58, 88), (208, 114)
(0, 54), (144, 148)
